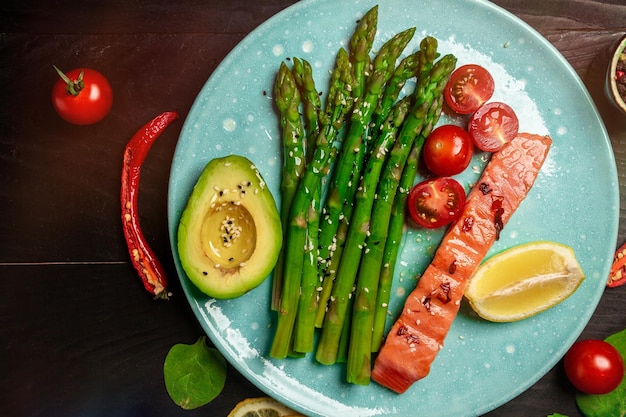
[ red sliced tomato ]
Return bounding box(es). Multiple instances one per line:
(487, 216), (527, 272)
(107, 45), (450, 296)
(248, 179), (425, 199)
(564, 339), (624, 395)
(407, 177), (466, 229)
(444, 64), (495, 114)
(52, 66), (113, 125)
(423, 124), (474, 177)
(468, 101), (519, 152)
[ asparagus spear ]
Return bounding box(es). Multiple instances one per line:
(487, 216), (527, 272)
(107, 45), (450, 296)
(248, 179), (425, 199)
(292, 57), (322, 161)
(370, 101), (438, 351)
(350, 5), (378, 99)
(270, 48), (354, 359)
(368, 36), (439, 148)
(289, 58), (323, 352)
(316, 27), (416, 322)
(347, 55), (456, 383)
(316, 7), (380, 279)
(271, 62), (305, 311)
(292, 179), (322, 353)
(364, 39), (441, 346)
(314, 185), (354, 328)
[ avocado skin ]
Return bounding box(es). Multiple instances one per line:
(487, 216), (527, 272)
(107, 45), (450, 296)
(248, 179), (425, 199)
(177, 155), (282, 299)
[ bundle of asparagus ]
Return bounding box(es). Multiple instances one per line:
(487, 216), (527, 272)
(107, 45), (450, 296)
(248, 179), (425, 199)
(269, 5), (457, 385)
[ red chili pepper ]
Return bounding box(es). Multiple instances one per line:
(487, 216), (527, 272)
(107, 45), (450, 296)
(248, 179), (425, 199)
(607, 241), (626, 288)
(121, 111), (179, 299)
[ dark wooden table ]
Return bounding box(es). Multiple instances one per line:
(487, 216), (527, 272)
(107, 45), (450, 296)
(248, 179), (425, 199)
(2, 1), (626, 416)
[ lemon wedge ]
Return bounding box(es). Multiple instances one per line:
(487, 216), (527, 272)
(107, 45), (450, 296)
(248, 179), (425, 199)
(465, 241), (585, 322)
(227, 397), (305, 417)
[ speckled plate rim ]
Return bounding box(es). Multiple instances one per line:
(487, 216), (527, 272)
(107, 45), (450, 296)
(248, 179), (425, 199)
(167, 0), (619, 415)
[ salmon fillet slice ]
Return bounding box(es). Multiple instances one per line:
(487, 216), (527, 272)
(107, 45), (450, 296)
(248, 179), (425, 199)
(371, 133), (552, 393)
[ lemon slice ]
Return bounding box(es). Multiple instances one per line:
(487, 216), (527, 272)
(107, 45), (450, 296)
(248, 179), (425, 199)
(227, 397), (304, 417)
(465, 241), (585, 322)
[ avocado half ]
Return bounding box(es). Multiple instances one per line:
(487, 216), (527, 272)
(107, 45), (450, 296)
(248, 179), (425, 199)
(177, 155), (282, 299)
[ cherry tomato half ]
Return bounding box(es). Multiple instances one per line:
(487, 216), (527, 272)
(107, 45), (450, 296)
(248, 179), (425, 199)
(444, 64), (495, 114)
(52, 67), (113, 125)
(564, 339), (624, 395)
(468, 101), (519, 152)
(423, 125), (474, 177)
(407, 177), (466, 229)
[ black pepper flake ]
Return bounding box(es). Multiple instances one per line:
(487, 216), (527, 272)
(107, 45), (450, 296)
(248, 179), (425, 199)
(448, 260), (457, 275)
(491, 195), (505, 240)
(397, 326), (420, 344)
(437, 282), (452, 304)
(479, 182), (492, 195)
(462, 216), (474, 232)
(422, 296), (432, 312)
(202, 271), (208, 276)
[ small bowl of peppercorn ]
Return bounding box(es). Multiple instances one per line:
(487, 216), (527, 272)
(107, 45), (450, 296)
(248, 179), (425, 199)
(606, 34), (626, 115)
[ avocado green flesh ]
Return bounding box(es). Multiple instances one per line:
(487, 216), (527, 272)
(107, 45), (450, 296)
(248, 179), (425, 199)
(177, 155), (282, 299)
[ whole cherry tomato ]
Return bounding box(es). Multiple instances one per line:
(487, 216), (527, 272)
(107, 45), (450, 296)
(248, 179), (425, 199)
(423, 124), (474, 177)
(468, 101), (519, 152)
(444, 64), (495, 114)
(407, 177), (466, 229)
(564, 339), (624, 395)
(52, 66), (113, 125)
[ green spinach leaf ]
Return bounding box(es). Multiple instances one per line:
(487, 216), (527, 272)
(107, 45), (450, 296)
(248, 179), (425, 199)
(163, 336), (227, 409)
(576, 329), (626, 417)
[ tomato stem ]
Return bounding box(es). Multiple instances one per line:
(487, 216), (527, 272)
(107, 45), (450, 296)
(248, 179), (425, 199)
(53, 65), (85, 96)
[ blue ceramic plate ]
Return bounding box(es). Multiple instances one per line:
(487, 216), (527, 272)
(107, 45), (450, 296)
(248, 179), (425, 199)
(167, 0), (618, 415)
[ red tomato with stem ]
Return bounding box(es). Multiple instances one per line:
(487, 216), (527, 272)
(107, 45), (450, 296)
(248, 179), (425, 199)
(423, 124), (474, 177)
(444, 64), (495, 114)
(407, 177), (466, 229)
(468, 101), (519, 152)
(564, 339), (624, 395)
(52, 66), (113, 125)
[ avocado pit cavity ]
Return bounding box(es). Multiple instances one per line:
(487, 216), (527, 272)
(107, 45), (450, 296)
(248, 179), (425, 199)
(201, 193), (257, 271)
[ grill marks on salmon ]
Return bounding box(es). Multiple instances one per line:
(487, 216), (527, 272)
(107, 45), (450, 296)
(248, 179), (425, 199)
(371, 133), (552, 394)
